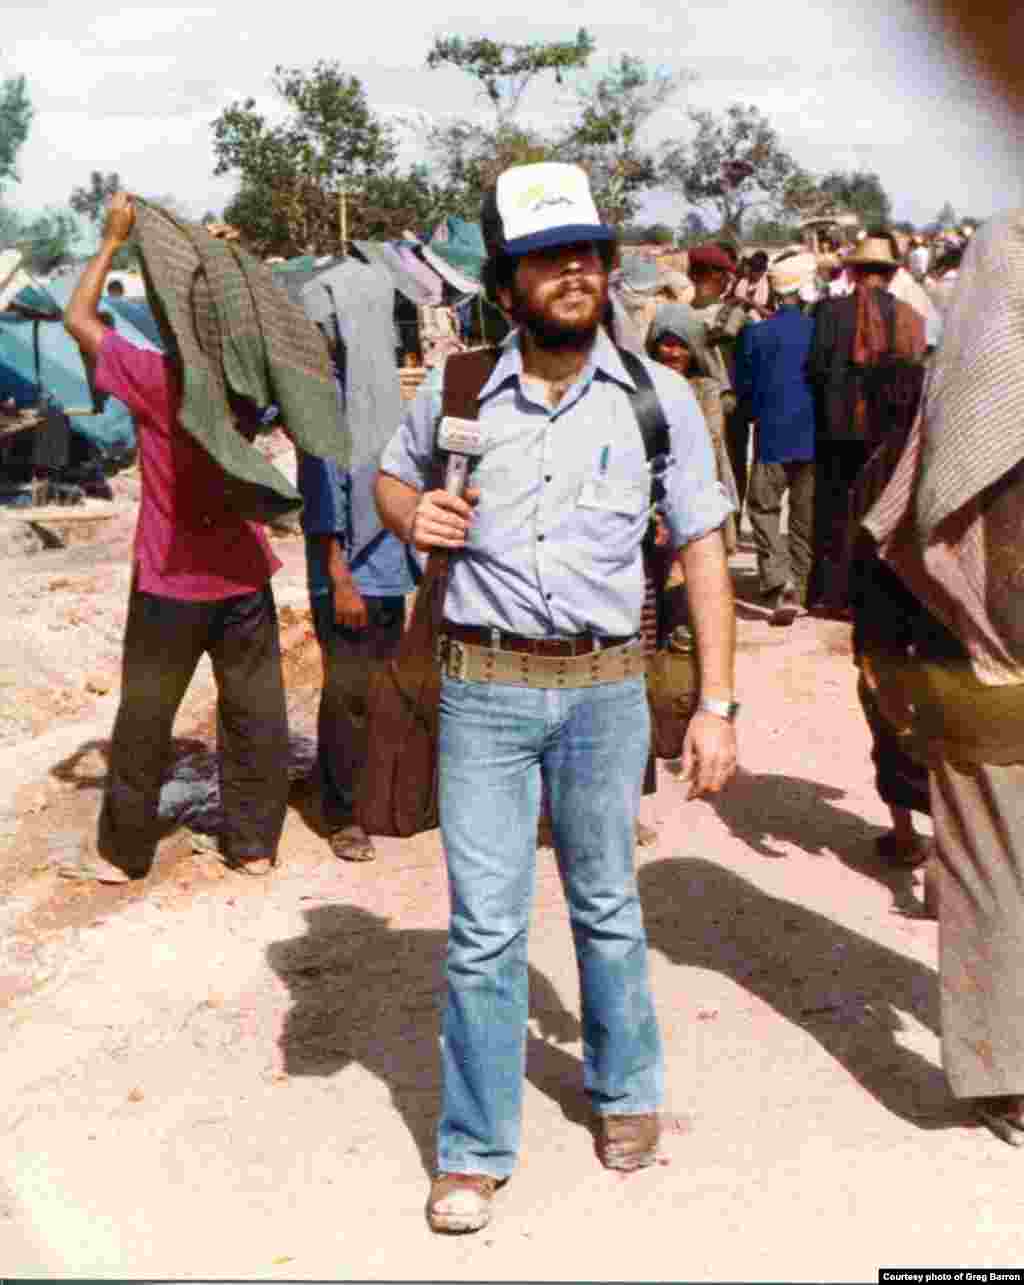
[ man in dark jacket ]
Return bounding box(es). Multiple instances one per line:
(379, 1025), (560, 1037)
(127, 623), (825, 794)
(735, 252), (818, 624)
(807, 230), (926, 611)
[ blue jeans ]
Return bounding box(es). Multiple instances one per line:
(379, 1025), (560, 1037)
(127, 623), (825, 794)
(436, 673), (663, 1179)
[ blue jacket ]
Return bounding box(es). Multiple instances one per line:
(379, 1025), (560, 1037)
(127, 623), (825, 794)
(735, 304), (815, 463)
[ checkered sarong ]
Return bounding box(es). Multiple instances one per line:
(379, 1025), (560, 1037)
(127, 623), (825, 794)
(865, 209), (1024, 686)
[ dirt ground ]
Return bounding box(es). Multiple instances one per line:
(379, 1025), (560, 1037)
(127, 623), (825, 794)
(1, 483), (1022, 1281)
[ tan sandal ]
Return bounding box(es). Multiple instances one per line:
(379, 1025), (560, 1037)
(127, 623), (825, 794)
(427, 1172), (499, 1233)
(328, 824), (376, 863)
(596, 1112), (661, 1171)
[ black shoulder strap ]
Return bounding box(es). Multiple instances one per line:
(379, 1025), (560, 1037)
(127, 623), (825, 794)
(614, 346), (670, 464)
(614, 347), (670, 527)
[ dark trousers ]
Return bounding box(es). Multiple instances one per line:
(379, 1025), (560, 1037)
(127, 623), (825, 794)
(747, 458), (815, 599)
(809, 441), (869, 607)
(310, 593), (405, 832)
(99, 586), (289, 873)
(725, 401), (753, 515)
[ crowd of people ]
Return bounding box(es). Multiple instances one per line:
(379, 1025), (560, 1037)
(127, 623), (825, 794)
(57, 166), (1024, 1233)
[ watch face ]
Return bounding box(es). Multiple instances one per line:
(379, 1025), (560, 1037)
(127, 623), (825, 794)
(699, 697), (739, 721)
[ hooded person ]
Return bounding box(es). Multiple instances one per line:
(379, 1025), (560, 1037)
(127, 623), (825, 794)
(863, 209), (1024, 1146)
(647, 302), (739, 551)
(375, 161), (737, 1233)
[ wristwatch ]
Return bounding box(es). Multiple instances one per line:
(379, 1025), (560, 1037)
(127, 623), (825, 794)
(697, 696), (741, 722)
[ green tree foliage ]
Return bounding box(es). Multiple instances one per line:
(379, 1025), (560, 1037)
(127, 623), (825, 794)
(357, 164), (449, 240)
(13, 209), (77, 273)
(425, 35), (682, 229)
(69, 170), (122, 225)
(817, 170), (892, 228)
(424, 119), (557, 221)
(424, 30), (595, 221)
(0, 75), (33, 192)
(426, 29), (594, 127)
(661, 104), (800, 236)
(212, 61), (405, 254)
(744, 216), (801, 246)
(563, 54), (688, 225)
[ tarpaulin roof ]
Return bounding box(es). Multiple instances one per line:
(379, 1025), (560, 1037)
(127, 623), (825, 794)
(0, 316), (136, 451)
(429, 215), (486, 281)
(0, 249), (64, 320)
(270, 255), (328, 304)
(419, 243), (480, 296)
(0, 274), (159, 452)
(106, 298), (164, 350)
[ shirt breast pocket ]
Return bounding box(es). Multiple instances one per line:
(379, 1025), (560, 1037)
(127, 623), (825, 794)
(574, 476), (650, 566)
(577, 477), (649, 517)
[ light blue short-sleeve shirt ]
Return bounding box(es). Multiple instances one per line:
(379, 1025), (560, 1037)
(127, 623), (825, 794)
(379, 328), (733, 638)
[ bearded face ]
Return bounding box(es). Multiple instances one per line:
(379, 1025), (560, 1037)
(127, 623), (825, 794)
(500, 242), (609, 351)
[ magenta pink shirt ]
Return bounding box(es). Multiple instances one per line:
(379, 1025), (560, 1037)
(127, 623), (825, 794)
(95, 331), (281, 601)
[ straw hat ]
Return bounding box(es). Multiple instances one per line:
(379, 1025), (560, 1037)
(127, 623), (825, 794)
(844, 236), (900, 269)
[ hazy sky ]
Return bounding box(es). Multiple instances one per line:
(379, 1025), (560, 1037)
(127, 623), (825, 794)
(3, 0), (1021, 234)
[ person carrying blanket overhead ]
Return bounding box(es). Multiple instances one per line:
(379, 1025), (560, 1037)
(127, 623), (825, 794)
(63, 192), (345, 883)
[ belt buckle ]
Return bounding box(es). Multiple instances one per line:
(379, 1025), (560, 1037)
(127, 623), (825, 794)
(447, 638), (466, 680)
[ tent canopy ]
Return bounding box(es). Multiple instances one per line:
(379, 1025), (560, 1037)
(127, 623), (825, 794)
(0, 271), (159, 453)
(429, 216), (486, 281)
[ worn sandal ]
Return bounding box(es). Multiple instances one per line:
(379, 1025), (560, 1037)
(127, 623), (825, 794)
(427, 1172), (500, 1233)
(224, 854), (277, 877)
(975, 1099), (1024, 1147)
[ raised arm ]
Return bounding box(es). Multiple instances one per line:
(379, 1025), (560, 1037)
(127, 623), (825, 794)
(64, 192), (135, 359)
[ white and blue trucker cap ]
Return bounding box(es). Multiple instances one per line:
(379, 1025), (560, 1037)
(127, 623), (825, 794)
(481, 163), (614, 258)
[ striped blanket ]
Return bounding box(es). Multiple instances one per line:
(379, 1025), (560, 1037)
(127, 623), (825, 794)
(134, 199), (346, 523)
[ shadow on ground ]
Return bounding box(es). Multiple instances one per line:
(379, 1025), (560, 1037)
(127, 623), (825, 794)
(267, 905), (590, 1177)
(50, 733), (319, 840)
(640, 856), (962, 1129)
(698, 766), (923, 917)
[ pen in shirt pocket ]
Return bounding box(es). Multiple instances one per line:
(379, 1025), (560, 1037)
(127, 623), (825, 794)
(599, 444), (610, 475)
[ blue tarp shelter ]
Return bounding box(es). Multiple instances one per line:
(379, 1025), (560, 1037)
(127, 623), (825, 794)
(429, 216), (486, 281)
(0, 276), (160, 454)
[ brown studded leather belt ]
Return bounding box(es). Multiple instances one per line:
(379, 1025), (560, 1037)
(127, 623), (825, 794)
(441, 621), (635, 658)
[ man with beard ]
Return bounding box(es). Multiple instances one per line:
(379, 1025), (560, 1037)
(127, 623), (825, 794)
(376, 163), (737, 1233)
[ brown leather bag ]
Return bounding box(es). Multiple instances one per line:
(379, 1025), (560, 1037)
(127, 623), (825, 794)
(354, 350), (498, 837)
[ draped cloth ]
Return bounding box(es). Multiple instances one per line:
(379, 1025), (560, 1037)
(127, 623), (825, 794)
(864, 209), (1024, 688)
(863, 210), (1024, 1101)
(852, 282), (890, 368)
(134, 199), (344, 524)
